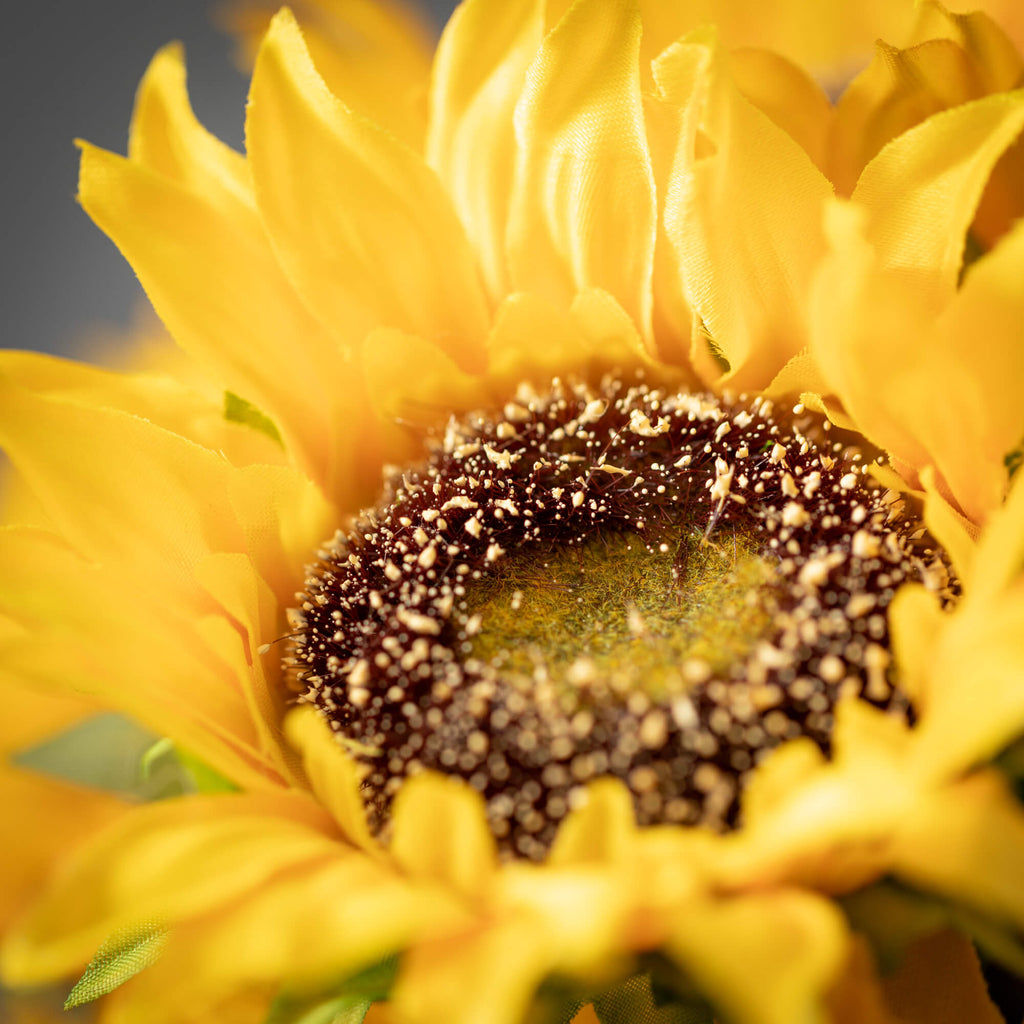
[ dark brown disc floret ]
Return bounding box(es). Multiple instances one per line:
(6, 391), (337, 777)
(286, 377), (950, 861)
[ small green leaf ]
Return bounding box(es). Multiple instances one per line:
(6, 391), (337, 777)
(591, 974), (714, 1024)
(225, 391), (284, 447)
(264, 957), (399, 1024)
(959, 231), (986, 284)
(290, 996), (373, 1024)
(1004, 445), (1023, 483)
(64, 923), (167, 1008)
(995, 736), (1024, 804)
(139, 737), (239, 796)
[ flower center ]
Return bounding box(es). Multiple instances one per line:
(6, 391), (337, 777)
(287, 378), (946, 860)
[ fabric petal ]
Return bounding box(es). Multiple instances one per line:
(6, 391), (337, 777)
(0, 765), (124, 935)
(0, 529), (275, 790)
(391, 916), (553, 1024)
(222, 0), (434, 150)
(730, 47), (832, 173)
(427, 0), (544, 299)
(390, 773), (498, 898)
(925, 218), (1024, 524)
(656, 29), (832, 390)
(507, 0), (656, 340)
(890, 771), (1024, 931)
(665, 889), (847, 1024)
(0, 350), (283, 472)
(829, 38), (984, 199)
(247, 9), (490, 370)
(362, 327), (491, 429)
(115, 855), (466, 1024)
(0, 792), (336, 985)
(851, 89), (1024, 312)
(285, 708), (378, 856)
(129, 43), (253, 213)
(79, 47), (353, 492)
(483, 292), (592, 391)
(0, 685), (126, 934)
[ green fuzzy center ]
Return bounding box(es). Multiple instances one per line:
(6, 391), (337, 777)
(463, 527), (779, 702)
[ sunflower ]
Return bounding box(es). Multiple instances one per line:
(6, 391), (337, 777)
(2, 2), (1024, 1023)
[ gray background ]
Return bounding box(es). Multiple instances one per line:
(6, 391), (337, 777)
(1, 1), (457, 360)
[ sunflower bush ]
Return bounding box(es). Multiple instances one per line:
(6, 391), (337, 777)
(2, 1), (1024, 1023)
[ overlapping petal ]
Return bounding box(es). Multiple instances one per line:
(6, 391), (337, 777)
(4, 2), (1024, 1023)
(507, 0), (657, 341)
(247, 9), (490, 370)
(657, 28), (832, 389)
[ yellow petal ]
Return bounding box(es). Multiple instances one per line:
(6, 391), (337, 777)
(910, 585), (1024, 778)
(656, 29), (832, 390)
(926, 218), (1024, 524)
(427, 0), (544, 299)
(0, 529), (274, 790)
(888, 582), (949, 709)
(665, 889), (847, 1024)
(507, 0), (656, 338)
(569, 288), (651, 371)
(829, 38), (983, 198)
(194, 553), (298, 784)
(392, 916), (552, 1024)
(965, 457), (1024, 604)
(547, 778), (636, 866)
(0, 792), (337, 984)
(0, 765), (125, 934)
(0, 349), (283, 472)
(808, 199), (1014, 523)
(222, 0), (434, 150)
(247, 9), (490, 370)
(362, 327), (490, 429)
(483, 292), (591, 391)
(730, 47), (832, 173)
(390, 773), (497, 898)
(78, 49), (351, 492)
(891, 771), (1024, 931)
(0, 376), (241, 589)
(285, 708), (378, 856)
(76, 141), (348, 493)
(128, 855), (466, 1024)
(910, 2), (1023, 92)
(851, 89), (1024, 313)
(129, 43), (252, 213)
(920, 468), (977, 589)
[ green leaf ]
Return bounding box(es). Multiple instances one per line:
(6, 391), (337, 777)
(140, 737), (239, 795)
(264, 956), (399, 1024)
(224, 391), (284, 447)
(1004, 445), (1023, 483)
(14, 713), (181, 800)
(64, 923), (168, 1009)
(546, 972), (713, 1024)
(288, 996), (373, 1024)
(994, 735), (1024, 804)
(591, 974), (714, 1024)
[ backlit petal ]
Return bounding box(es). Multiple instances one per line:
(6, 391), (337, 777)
(1, 792), (336, 984)
(666, 889), (848, 1024)
(657, 29), (832, 389)
(247, 9), (490, 369)
(428, 0), (544, 299)
(507, 0), (656, 339)
(851, 90), (1024, 312)
(390, 773), (498, 897)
